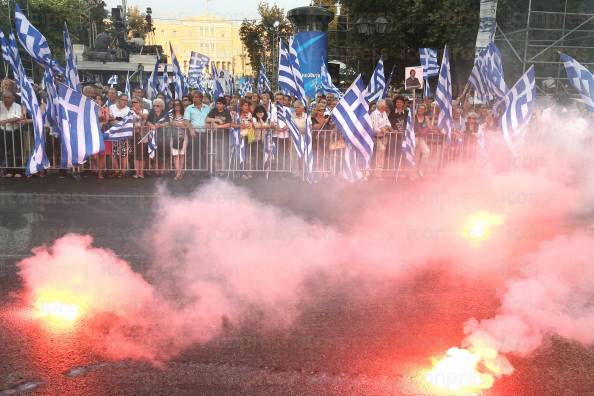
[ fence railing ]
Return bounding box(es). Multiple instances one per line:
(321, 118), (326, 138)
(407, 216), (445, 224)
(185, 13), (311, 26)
(0, 121), (497, 179)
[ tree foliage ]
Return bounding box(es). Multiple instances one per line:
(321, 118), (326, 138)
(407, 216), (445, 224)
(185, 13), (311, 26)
(127, 6), (148, 39)
(239, 1), (292, 78)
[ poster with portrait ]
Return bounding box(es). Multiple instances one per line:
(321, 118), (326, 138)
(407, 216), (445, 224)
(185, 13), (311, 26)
(405, 66), (424, 91)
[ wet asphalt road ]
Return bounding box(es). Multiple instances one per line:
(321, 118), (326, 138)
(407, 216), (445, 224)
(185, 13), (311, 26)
(1, 174), (594, 396)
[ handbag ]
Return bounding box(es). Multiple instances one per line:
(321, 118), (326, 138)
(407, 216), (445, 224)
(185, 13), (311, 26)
(247, 127), (256, 144)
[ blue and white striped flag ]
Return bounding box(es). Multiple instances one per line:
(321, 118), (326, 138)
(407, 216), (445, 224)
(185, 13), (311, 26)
(258, 63), (272, 94)
(42, 68), (62, 137)
(230, 102), (245, 164)
(469, 43), (507, 103)
(146, 55), (160, 100)
(263, 129), (277, 164)
(1, 28), (49, 174)
(15, 4), (63, 75)
(365, 57), (386, 103)
(435, 46), (453, 141)
(288, 37), (307, 104)
(319, 59), (343, 98)
(57, 83), (104, 168)
(331, 75), (374, 166)
(420, 48), (439, 78)
(278, 39), (294, 96)
(211, 62), (224, 100)
(342, 144), (365, 182)
(0, 30), (19, 81)
(383, 64), (395, 98)
(170, 43), (187, 99)
(561, 53), (594, 112)
(63, 23), (80, 92)
(424, 80), (433, 98)
(402, 104), (416, 166)
(103, 113), (134, 141)
(147, 131), (157, 159)
(500, 66), (536, 150)
(239, 77), (253, 96)
(160, 64), (173, 103)
(107, 74), (118, 87)
(188, 51), (209, 81)
(276, 104), (304, 158)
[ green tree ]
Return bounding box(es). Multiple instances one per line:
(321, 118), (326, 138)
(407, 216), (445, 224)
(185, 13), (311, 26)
(240, 1), (293, 79)
(127, 6), (148, 39)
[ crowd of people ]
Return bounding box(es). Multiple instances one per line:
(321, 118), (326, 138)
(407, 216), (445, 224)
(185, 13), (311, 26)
(0, 76), (570, 182)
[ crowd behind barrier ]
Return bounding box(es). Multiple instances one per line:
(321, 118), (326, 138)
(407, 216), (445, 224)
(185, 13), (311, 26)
(0, 78), (572, 182)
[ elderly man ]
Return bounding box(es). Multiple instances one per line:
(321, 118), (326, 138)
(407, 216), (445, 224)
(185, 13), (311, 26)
(370, 99), (392, 179)
(0, 91), (25, 177)
(184, 92), (211, 170)
(105, 87), (118, 107)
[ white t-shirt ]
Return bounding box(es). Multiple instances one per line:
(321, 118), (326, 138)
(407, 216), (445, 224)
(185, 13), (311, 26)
(0, 101), (22, 131)
(109, 104), (130, 119)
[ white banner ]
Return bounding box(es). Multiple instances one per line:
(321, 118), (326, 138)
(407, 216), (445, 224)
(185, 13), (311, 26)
(475, 0), (498, 54)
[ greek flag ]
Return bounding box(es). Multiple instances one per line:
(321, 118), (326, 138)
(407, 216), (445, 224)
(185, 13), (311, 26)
(0, 31), (16, 79)
(263, 130), (277, 164)
(104, 113), (134, 141)
(278, 39), (294, 95)
(402, 105), (416, 166)
(239, 78), (253, 96)
(170, 43), (187, 99)
(383, 64), (395, 98)
(342, 144), (364, 182)
(500, 66), (536, 150)
(160, 64), (173, 103)
(15, 4), (63, 75)
(331, 75), (374, 165)
(107, 74), (118, 87)
(0, 30), (24, 86)
(318, 60), (342, 97)
(211, 62), (224, 100)
(57, 83), (104, 168)
(146, 56), (160, 99)
(258, 63), (271, 94)
(288, 37), (307, 104)
(469, 43), (507, 103)
(420, 48), (440, 78)
(230, 103), (245, 164)
(435, 46), (453, 141)
(424, 81), (433, 98)
(188, 51), (209, 80)
(276, 104), (304, 158)
(303, 111), (314, 182)
(365, 57), (386, 103)
(42, 68), (62, 137)
(561, 53), (594, 112)
(63, 23), (80, 92)
(146, 112), (168, 159)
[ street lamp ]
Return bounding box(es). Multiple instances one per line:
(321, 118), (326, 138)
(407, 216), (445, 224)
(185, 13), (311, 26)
(375, 16), (389, 34)
(355, 16), (369, 35)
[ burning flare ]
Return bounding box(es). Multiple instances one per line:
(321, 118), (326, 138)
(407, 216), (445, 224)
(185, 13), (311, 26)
(32, 288), (89, 330)
(459, 211), (505, 247)
(424, 347), (494, 394)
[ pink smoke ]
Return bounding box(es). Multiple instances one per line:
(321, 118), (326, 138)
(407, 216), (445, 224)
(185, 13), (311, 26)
(13, 108), (594, 377)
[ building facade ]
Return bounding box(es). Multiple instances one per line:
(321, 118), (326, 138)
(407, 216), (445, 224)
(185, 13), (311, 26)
(151, 14), (251, 77)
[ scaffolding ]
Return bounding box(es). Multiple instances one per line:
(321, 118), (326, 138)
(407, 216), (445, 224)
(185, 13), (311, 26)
(495, 0), (594, 97)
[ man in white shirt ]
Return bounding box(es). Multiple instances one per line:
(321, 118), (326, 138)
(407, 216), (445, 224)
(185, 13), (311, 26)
(370, 99), (392, 179)
(0, 91), (24, 177)
(270, 92), (289, 172)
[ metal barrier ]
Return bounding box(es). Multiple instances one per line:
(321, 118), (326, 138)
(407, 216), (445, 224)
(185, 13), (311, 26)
(0, 121), (504, 180)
